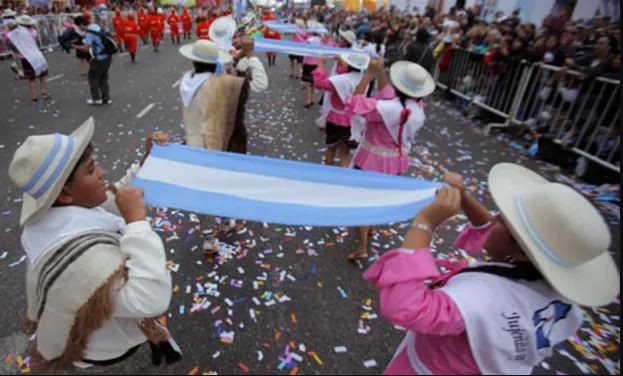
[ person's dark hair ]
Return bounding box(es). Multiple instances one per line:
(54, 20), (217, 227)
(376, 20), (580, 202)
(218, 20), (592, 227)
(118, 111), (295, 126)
(346, 65), (361, 73)
(192, 61), (217, 75)
(415, 28), (430, 43)
(607, 34), (618, 54)
(65, 142), (94, 185)
(458, 262), (543, 282)
(74, 15), (87, 26)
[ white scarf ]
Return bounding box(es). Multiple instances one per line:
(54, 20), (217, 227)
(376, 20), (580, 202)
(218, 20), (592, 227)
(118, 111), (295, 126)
(8, 26), (48, 76)
(315, 61), (339, 128)
(437, 272), (583, 374)
(180, 71), (213, 109)
(21, 206), (125, 267)
(328, 71), (363, 104)
(352, 97), (425, 155)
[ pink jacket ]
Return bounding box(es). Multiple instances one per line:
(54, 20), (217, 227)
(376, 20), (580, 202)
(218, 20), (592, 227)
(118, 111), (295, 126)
(364, 223), (493, 374)
(312, 66), (351, 126)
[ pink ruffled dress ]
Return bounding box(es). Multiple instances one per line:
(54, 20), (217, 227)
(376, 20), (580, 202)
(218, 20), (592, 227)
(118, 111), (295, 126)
(345, 85), (410, 175)
(364, 222), (493, 374)
(311, 66), (351, 127)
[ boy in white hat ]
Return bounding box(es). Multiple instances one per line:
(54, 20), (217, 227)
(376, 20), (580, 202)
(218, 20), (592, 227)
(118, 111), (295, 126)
(8, 118), (181, 372)
(178, 39), (253, 260)
(365, 165), (619, 375)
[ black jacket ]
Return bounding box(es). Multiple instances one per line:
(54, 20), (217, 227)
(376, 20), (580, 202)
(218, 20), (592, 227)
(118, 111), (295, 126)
(404, 41), (434, 73)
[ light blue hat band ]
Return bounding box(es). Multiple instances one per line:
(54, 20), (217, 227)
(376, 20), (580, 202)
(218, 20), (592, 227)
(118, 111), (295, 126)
(515, 196), (575, 268)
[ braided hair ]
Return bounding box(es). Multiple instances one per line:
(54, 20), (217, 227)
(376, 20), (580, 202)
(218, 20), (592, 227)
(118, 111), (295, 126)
(459, 262), (543, 282)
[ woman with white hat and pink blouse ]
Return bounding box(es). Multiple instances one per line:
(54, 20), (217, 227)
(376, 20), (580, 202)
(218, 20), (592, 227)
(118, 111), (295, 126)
(344, 58), (435, 262)
(365, 166), (619, 374)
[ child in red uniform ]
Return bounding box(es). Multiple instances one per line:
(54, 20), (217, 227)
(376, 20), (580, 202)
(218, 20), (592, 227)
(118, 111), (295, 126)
(147, 8), (161, 51)
(196, 15), (210, 40)
(181, 8), (192, 40)
(167, 8), (180, 45)
(157, 9), (166, 41)
(112, 8), (125, 51)
(263, 26), (280, 66)
(138, 7), (149, 45)
(124, 11), (139, 63)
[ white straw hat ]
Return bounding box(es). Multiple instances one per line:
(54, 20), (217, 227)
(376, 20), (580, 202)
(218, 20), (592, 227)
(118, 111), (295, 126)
(209, 15), (236, 51)
(241, 13), (255, 25)
(306, 20), (322, 29)
(339, 52), (370, 71)
(338, 29), (357, 45)
(488, 163), (619, 306)
(2, 9), (17, 18)
(16, 15), (37, 26)
(389, 60), (435, 98)
(8, 118), (95, 226)
(179, 39), (232, 65)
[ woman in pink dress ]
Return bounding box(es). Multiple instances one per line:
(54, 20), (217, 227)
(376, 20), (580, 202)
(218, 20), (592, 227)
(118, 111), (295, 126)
(301, 29), (322, 108)
(364, 165), (618, 375)
(312, 53), (370, 167)
(7, 15), (49, 102)
(288, 20), (307, 79)
(344, 59), (434, 261)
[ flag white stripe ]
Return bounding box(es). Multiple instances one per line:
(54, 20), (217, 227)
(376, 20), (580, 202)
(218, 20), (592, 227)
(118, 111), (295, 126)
(138, 157), (437, 209)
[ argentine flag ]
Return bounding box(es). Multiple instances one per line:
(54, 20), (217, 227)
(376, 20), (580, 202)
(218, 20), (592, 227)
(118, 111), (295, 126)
(133, 144), (440, 226)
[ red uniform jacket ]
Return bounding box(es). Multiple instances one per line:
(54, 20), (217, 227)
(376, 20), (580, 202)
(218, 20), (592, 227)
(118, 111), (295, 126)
(181, 11), (191, 33)
(196, 20), (210, 39)
(167, 13), (180, 35)
(157, 13), (166, 33)
(138, 10), (148, 37)
(148, 14), (162, 42)
(123, 17), (139, 53)
(112, 13), (125, 43)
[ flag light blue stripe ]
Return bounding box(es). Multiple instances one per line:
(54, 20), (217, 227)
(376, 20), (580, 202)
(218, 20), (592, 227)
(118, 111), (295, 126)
(252, 37), (367, 57)
(149, 144), (439, 192)
(22, 134), (63, 193)
(264, 21), (328, 34)
(32, 138), (74, 199)
(133, 178), (435, 227)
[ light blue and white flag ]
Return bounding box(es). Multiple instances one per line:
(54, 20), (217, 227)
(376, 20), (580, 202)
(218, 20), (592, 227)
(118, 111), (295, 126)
(132, 144), (440, 227)
(253, 37), (367, 58)
(264, 20), (328, 34)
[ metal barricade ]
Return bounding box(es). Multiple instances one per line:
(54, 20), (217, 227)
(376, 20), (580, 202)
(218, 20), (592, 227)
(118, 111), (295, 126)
(433, 47), (532, 121)
(0, 13), (76, 58)
(515, 63), (620, 172)
(433, 47), (620, 173)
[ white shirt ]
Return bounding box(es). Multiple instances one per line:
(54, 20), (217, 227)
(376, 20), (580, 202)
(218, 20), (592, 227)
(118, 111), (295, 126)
(235, 55), (268, 93)
(24, 164), (172, 365)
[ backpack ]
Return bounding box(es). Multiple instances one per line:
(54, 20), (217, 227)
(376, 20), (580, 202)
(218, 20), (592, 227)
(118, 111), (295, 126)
(87, 29), (118, 55)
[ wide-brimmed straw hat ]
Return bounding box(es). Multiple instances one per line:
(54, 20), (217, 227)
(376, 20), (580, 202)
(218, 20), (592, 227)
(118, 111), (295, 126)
(209, 15), (236, 50)
(9, 118), (95, 226)
(338, 29), (356, 45)
(179, 39), (232, 65)
(389, 60), (435, 98)
(241, 13), (255, 25)
(16, 15), (37, 26)
(339, 52), (370, 71)
(2, 9), (17, 18)
(488, 163), (619, 306)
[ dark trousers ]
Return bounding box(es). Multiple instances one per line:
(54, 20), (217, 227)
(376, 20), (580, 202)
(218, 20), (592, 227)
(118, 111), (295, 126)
(88, 57), (112, 101)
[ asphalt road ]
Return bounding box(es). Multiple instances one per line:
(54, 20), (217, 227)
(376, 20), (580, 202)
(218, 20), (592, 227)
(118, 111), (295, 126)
(0, 39), (619, 375)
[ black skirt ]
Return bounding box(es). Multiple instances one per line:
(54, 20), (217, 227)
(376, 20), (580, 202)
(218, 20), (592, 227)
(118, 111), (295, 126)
(325, 121), (352, 146)
(301, 63), (317, 83)
(288, 54), (303, 62)
(20, 58), (47, 80)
